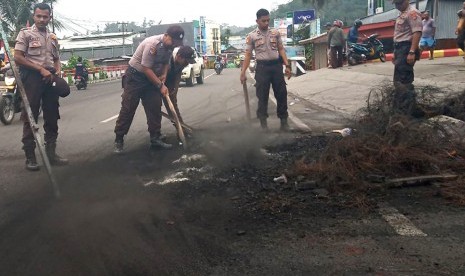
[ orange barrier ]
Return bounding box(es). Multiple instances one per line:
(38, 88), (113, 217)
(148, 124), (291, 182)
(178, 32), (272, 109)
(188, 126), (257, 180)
(374, 48), (465, 62)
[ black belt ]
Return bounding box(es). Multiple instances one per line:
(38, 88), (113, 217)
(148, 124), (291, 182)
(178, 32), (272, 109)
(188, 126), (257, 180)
(256, 59), (281, 66)
(127, 66), (145, 77)
(394, 41), (411, 48)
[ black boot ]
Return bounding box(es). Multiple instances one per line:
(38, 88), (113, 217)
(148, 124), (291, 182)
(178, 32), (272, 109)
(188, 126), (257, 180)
(150, 135), (173, 150)
(114, 135), (124, 154)
(24, 149), (40, 171)
(260, 118), (268, 130)
(280, 118), (290, 131)
(45, 143), (69, 166)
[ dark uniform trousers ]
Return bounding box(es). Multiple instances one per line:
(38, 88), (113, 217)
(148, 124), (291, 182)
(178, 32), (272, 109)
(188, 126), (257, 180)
(20, 69), (63, 150)
(393, 42), (420, 114)
(457, 30), (465, 51)
(114, 67), (162, 138)
(255, 60), (288, 120)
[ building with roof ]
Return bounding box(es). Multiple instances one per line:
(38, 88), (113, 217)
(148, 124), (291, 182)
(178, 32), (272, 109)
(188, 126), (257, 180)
(146, 18), (221, 55)
(59, 32), (141, 61)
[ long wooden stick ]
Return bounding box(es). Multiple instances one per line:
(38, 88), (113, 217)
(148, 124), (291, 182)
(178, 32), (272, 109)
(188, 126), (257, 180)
(161, 110), (194, 135)
(242, 82), (251, 121)
(164, 95), (187, 149)
(0, 19), (60, 198)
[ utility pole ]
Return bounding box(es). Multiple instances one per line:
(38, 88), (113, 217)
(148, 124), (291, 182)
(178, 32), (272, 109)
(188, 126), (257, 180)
(117, 22), (128, 56)
(416, 0), (419, 10)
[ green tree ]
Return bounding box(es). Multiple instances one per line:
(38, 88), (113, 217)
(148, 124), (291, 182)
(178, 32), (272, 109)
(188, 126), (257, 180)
(0, 0), (63, 40)
(220, 28), (231, 47)
(62, 55), (89, 70)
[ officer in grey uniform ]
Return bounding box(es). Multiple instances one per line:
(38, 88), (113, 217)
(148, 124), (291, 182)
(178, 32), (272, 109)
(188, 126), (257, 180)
(240, 8), (292, 131)
(14, 3), (70, 171)
(392, 0), (422, 114)
(162, 46), (196, 133)
(114, 25), (184, 154)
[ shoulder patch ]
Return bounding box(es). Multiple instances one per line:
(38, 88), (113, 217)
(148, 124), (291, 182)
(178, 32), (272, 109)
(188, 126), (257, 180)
(50, 33), (57, 40)
(246, 36), (251, 44)
(150, 45), (157, 55)
(410, 11), (418, 20)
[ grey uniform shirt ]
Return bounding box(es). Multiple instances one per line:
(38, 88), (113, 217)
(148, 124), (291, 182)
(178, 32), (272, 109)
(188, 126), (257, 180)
(245, 27), (282, 61)
(15, 24), (59, 68)
(129, 34), (172, 75)
(394, 5), (423, 43)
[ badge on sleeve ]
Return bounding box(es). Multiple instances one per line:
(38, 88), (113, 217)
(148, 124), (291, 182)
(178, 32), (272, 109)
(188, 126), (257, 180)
(150, 45), (157, 55)
(50, 33), (57, 40)
(246, 36), (251, 44)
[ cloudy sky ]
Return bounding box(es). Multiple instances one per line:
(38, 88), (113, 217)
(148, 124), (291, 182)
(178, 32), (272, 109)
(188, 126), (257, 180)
(53, 0), (291, 37)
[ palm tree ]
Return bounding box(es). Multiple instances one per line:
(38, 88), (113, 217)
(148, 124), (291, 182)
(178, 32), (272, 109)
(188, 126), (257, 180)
(0, 0), (62, 39)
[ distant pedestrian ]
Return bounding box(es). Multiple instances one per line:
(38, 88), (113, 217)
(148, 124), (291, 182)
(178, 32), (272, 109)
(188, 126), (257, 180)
(456, 2), (465, 55)
(240, 8), (291, 131)
(419, 10), (436, 60)
(327, 20), (345, 68)
(348, 20), (363, 44)
(324, 22), (333, 68)
(392, 0), (422, 115)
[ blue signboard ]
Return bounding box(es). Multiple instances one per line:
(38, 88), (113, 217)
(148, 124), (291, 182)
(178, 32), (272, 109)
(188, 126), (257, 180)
(293, 10), (316, 24)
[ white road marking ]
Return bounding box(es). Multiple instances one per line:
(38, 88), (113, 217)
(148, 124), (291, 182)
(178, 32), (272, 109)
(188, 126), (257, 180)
(204, 72), (216, 79)
(247, 70), (312, 132)
(100, 71), (238, 124)
(100, 114), (119, 123)
(378, 202), (427, 237)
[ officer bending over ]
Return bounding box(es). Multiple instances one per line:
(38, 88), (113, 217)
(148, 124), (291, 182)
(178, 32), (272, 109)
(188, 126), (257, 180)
(114, 25), (184, 154)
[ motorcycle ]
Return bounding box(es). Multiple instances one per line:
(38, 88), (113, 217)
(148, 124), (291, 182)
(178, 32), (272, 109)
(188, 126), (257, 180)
(0, 68), (21, 125)
(347, 33), (386, 66)
(214, 61), (223, 75)
(74, 75), (87, 90)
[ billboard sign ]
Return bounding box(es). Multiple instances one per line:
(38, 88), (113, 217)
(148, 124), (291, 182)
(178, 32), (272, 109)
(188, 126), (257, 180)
(293, 10), (315, 24)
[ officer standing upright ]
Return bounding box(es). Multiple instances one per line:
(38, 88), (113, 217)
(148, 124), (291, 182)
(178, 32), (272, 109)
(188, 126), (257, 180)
(114, 25), (184, 154)
(14, 3), (70, 171)
(240, 8), (291, 131)
(392, 0), (422, 114)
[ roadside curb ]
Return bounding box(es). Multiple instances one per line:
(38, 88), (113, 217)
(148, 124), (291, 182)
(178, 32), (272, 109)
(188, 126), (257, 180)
(369, 48), (464, 62)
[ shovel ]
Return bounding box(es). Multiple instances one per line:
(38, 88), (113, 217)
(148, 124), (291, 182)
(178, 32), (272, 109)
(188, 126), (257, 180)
(164, 95), (187, 149)
(242, 82), (252, 121)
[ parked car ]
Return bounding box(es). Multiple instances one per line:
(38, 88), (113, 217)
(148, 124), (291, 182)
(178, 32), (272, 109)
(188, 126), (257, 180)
(174, 47), (205, 87)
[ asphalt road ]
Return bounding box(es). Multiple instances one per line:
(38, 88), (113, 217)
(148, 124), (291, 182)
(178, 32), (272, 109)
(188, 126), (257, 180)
(0, 65), (464, 275)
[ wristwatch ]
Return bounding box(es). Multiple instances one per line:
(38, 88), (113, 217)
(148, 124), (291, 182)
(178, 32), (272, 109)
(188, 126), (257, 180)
(157, 82), (164, 90)
(408, 50), (415, 55)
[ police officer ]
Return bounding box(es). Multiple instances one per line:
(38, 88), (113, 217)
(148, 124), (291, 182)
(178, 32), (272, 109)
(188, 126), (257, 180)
(162, 46), (196, 134)
(392, 0), (422, 114)
(14, 3), (70, 171)
(114, 25), (184, 154)
(240, 8), (291, 131)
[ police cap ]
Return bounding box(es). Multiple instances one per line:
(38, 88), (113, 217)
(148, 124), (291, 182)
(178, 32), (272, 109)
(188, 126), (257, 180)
(166, 25), (185, 47)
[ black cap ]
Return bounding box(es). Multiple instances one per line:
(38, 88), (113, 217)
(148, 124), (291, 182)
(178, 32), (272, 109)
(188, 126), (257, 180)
(177, 46), (196, 64)
(166, 25), (185, 47)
